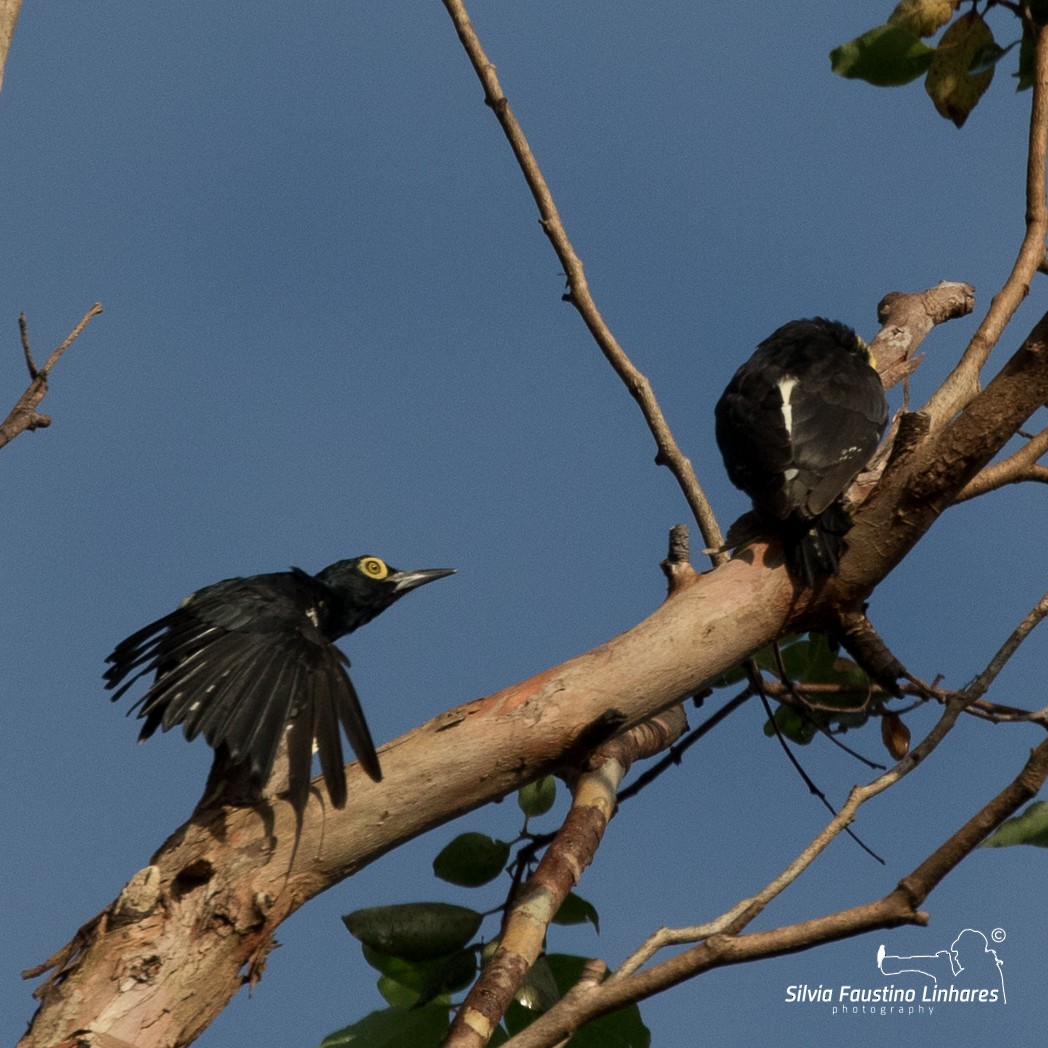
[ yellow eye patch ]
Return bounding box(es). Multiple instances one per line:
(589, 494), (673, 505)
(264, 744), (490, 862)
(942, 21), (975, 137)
(358, 556), (390, 580)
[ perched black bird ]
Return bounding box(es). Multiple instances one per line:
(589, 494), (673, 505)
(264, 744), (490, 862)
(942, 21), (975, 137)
(714, 318), (888, 585)
(105, 555), (454, 809)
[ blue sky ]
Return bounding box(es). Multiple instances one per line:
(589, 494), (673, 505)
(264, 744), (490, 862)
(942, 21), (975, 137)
(3, 4), (1047, 1046)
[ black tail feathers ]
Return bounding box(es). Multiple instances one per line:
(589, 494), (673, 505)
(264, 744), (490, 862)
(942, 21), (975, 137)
(782, 503), (851, 587)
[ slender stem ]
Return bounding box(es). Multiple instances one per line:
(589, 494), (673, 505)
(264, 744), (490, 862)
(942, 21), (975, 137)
(440, 0), (724, 557)
(921, 23), (1048, 431)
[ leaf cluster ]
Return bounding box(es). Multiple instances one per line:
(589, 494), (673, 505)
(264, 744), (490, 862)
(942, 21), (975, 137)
(715, 633), (892, 738)
(830, 1), (1039, 126)
(322, 778), (647, 1047)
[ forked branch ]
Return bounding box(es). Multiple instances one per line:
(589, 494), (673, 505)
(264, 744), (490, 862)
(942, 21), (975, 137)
(501, 735), (1048, 1048)
(444, 709), (686, 1048)
(0, 304), (103, 450)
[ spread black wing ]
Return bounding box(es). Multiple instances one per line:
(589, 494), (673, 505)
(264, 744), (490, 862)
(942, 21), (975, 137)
(104, 569), (381, 809)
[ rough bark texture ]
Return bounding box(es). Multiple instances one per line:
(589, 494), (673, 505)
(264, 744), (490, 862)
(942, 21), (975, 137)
(24, 305), (1047, 1046)
(20, 549), (793, 1047)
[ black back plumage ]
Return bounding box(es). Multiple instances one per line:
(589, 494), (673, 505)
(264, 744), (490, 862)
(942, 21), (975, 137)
(714, 319), (888, 584)
(105, 555), (454, 809)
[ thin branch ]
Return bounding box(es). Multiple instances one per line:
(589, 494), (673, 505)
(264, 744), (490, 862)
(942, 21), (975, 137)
(921, 22), (1048, 432)
(612, 688), (973, 980)
(751, 669), (884, 862)
(440, 0), (724, 558)
(444, 708), (686, 1048)
(19, 313), (36, 376)
(0, 304), (103, 450)
(616, 690), (749, 803)
(967, 589), (1048, 699)
(502, 735), (1048, 1048)
(607, 590), (1048, 983)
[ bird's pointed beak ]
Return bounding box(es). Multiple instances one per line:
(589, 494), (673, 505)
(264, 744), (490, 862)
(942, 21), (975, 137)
(390, 567), (456, 594)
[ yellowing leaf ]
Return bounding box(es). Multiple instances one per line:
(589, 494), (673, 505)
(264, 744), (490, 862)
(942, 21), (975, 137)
(889, 0), (957, 38)
(925, 12), (995, 127)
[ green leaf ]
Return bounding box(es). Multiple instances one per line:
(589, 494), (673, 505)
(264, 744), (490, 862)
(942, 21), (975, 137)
(548, 955), (650, 1048)
(830, 24), (935, 87)
(412, 949), (478, 1007)
(925, 11), (995, 127)
(518, 776), (557, 817)
(778, 633), (836, 680)
(342, 902), (482, 961)
(763, 703), (818, 745)
(552, 892), (600, 933)
(500, 954), (650, 1046)
(1016, 28), (1035, 91)
(319, 1004), (450, 1048)
(515, 955), (561, 1012)
(432, 832), (510, 887)
(969, 38), (1019, 77)
(375, 974), (424, 1009)
(710, 634), (800, 688)
(367, 945), (477, 1008)
(982, 800), (1048, 848)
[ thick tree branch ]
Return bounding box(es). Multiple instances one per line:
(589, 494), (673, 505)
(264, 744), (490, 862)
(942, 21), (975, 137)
(445, 709), (686, 1048)
(18, 277), (992, 1043)
(835, 310), (1048, 600)
(20, 549), (796, 1047)
(500, 735), (1048, 1048)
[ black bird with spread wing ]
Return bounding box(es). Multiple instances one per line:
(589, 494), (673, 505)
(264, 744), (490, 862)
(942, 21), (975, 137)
(105, 555), (454, 809)
(715, 318), (888, 584)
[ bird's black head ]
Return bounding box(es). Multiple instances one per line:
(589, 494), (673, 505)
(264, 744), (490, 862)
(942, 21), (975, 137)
(759, 317), (875, 370)
(315, 555), (455, 637)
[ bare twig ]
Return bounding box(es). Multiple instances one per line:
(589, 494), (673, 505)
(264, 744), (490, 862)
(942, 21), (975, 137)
(967, 589), (1048, 700)
(0, 304), (103, 450)
(609, 588), (1048, 984)
(921, 23), (1048, 432)
(611, 691), (973, 980)
(501, 735), (1048, 1048)
(616, 689), (749, 803)
(440, 0), (724, 558)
